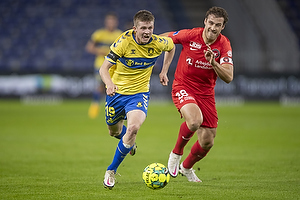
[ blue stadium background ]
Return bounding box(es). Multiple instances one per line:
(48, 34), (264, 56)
(0, 0), (300, 101)
(0, 0), (175, 74)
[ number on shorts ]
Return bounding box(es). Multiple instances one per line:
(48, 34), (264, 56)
(105, 105), (115, 117)
(175, 89), (188, 100)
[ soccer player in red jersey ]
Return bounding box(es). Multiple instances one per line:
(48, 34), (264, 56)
(161, 6), (234, 182)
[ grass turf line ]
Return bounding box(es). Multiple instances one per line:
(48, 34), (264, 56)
(0, 100), (299, 199)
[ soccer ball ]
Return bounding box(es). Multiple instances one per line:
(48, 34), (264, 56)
(142, 162), (170, 189)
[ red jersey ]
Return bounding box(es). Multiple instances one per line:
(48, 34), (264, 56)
(169, 28), (233, 96)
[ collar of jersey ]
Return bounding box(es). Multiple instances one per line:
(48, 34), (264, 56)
(132, 31), (153, 45)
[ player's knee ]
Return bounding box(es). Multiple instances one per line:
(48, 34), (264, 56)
(187, 119), (202, 132)
(126, 124), (140, 136)
(200, 140), (214, 150)
(109, 130), (119, 137)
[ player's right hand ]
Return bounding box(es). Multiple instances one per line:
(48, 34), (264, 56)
(106, 84), (118, 96)
(159, 72), (169, 86)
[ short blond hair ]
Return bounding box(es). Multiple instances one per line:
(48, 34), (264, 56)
(133, 10), (155, 26)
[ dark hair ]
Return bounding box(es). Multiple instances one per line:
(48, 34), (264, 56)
(133, 10), (155, 26)
(205, 6), (229, 25)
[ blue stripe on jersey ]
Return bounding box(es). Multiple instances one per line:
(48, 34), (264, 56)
(119, 57), (158, 69)
(95, 42), (110, 47)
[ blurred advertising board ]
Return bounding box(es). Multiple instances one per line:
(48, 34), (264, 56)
(0, 74), (300, 104)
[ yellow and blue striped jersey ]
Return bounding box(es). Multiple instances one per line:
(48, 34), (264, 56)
(91, 28), (122, 69)
(105, 29), (174, 95)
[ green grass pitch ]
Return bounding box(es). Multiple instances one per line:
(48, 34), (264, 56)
(0, 99), (299, 199)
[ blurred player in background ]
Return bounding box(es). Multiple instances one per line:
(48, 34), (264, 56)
(85, 13), (122, 119)
(100, 10), (175, 189)
(161, 6), (234, 182)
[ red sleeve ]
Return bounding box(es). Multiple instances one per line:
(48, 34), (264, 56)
(219, 36), (233, 65)
(168, 29), (190, 44)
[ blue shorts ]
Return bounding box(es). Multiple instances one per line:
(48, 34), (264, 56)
(105, 92), (150, 125)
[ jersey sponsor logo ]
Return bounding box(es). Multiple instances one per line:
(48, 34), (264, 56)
(186, 57), (213, 69)
(212, 49), (220, 58)
(125, 59), (134, 66)
(186, 57), (194, 66)
(195, 60), (213, 69)
(184, 96), (195, 101)
(120, 57), (157, 69)
(190, 41), (202, 51)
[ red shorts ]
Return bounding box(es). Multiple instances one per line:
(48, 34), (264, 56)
(172, 84), (218, 128)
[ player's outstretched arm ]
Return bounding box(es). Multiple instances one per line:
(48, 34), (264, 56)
(158, 32), (171, 37)
(159, 45), (176, 86)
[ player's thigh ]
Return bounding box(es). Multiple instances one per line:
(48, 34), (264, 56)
(195, 96), (218, 128)
(172, 86), (203, 129)
(181, 103), (202, 122)
(126, 109), (146, 132)
(124, 92), (149, 131)
(180, 103), (203, 131)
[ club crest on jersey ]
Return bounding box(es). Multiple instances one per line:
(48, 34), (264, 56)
(190, 41), (202, 51)
(148, 48), (154, 56)
(212, 49), (220, 58)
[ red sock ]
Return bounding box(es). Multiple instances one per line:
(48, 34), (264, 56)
(172, 122), (194, 155)
(183, 141), (210, 169)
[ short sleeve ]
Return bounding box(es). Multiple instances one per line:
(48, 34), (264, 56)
(168, 29), (190, 44)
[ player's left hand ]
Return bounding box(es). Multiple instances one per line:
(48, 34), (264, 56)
(159, 73), (169, 86)
(204, 44), (216, 66)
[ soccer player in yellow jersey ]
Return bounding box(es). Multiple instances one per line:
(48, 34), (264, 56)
(100, 10), (175, 189)
(85, 13), (122, 119)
